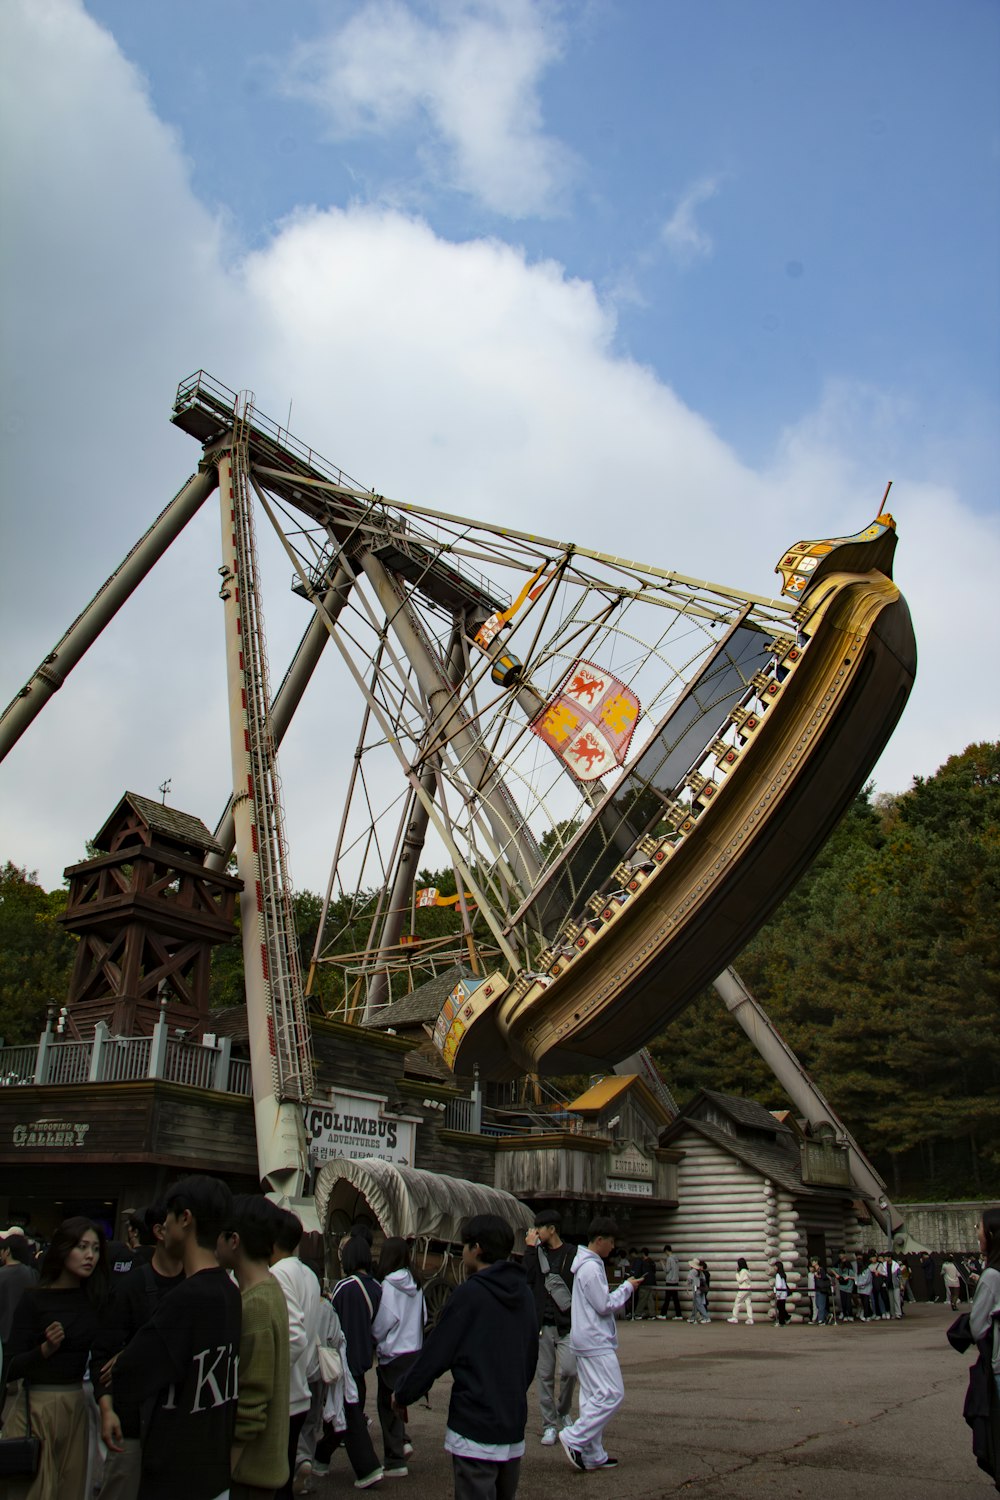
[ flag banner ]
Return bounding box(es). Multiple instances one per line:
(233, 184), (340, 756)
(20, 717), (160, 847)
(530, 660), (640, 781)
(415, 888), (476, 908)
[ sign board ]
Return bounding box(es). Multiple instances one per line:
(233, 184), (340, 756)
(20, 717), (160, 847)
(608, 1143), (653, 1180)
(605, 1177), (653, 1197)
(303, 1091), (417, 1167)
(11, 1118), (91, 1149)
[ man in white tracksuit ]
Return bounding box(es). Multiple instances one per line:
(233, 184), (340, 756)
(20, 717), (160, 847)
(559, 1217), (642, 1473)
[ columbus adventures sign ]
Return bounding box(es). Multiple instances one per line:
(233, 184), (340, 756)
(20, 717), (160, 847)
(302, 1090), (417, 1167)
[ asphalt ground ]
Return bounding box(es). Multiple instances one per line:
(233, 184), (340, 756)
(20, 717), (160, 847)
(302, 1303), (991, 1499)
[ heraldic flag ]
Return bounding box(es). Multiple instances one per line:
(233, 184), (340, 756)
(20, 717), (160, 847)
(530, 660), (640, 781)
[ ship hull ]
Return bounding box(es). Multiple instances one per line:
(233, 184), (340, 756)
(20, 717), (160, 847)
(483, 570), (916, 1076)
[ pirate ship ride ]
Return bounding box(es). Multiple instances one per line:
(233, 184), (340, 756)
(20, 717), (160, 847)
(2, 375), (917, 1147)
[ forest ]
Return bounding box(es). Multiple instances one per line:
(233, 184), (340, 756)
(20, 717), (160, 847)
(2, 740), (997, 1200)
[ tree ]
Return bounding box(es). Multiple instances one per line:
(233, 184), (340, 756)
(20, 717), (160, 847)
(649, 747), (1000, 1197)
(0, 863), (76, 1045)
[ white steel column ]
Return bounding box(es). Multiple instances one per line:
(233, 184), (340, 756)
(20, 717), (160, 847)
(217, 447), (311, 1195)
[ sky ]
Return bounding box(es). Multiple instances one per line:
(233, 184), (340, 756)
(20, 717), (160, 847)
(1, 0), (998, 897)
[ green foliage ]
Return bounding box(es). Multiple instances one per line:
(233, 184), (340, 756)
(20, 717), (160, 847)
(650, 745), (1000, 1197)
(0, 863), (76, 1045)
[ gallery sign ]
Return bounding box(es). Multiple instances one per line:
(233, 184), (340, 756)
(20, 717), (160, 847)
(302, 1090), (417, 1167)
(12, 1119), (91, 1148)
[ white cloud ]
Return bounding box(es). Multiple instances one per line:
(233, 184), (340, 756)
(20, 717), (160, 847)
(280, 0), (575, 218)
(1, 0), (997, 901)
(662, 176), (719, 265)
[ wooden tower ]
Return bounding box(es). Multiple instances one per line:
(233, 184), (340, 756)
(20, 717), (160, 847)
(59, 791), (242, 1037)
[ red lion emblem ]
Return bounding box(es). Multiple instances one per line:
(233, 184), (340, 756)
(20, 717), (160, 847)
(570, 670), (603, 702)
(568, 733), (604, 771)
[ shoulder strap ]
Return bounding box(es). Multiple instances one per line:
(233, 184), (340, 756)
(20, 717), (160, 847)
(350, 1274), (374, 1319)
(536, 1246), (550, 1274)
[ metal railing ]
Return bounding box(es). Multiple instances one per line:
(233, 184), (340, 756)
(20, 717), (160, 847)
(444, 1097), (478, 1133)
(163, 1039), (219, 1091)
(45, 1042), (91, 1085)
(227, 1057), (252, 1095)
(0, 1032), (252, 1096)
(100, 1036), (152, 1082)
(0, 1046), (38, 1086)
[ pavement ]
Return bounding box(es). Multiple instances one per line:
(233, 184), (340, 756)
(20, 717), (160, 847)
(301, 1304), (990, 1499)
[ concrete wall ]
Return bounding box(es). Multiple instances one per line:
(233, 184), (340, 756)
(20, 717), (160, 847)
(880, 1201), (989, 1254)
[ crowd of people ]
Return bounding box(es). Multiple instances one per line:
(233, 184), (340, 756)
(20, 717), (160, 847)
(591, 1243), (990, 1326)
(1, 1200), (998, 1498)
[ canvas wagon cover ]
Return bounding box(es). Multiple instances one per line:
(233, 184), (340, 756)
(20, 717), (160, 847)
(314, 1155), (533, 1244)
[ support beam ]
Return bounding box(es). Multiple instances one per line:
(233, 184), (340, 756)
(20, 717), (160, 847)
(0, 466), (219, 762)
(358, 548), (543, 900)
(713, 966), (894, 1231)
(206, 565), (352, 870)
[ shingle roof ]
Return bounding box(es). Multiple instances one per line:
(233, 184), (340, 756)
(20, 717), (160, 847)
(666, 1117), (850, 1199)
(695, 1088), (794, 1136)
(96, 791), (223, 855)
(361, 964), (472, 1031)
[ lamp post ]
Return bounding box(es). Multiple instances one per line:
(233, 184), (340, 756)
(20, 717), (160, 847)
(878, 1193), (896, 1317)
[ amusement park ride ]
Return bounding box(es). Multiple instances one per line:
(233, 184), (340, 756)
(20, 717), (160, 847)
(0, 374), (917, 1221)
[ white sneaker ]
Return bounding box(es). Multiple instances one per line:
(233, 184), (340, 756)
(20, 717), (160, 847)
(541, 1426), (558, 1445)
(293, 1462), (314, 1496)
(726, 1317), (739, 1324)
(402, 1442), (414, 1458)
(355, 1469), (384, 1490)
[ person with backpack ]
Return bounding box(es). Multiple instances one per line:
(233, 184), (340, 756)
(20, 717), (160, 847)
(314, 1233), (384, 1489)
(523, 1210), (576, 1447)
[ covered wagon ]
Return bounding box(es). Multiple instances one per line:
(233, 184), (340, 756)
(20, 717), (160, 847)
(314, 1156), (533, 1321)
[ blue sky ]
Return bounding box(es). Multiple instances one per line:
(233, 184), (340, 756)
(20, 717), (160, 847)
(1, 0), (998, 889)
(85, 0), (1000, 473)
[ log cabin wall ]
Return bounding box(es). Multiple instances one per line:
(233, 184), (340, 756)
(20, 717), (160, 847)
(638, 1128), (860, 1319)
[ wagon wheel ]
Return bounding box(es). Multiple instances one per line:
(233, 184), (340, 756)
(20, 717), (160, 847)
(424, 1275), (453, 1328)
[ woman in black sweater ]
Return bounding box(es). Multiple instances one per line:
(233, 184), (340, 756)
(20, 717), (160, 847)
(2, 1215), (110, 1500)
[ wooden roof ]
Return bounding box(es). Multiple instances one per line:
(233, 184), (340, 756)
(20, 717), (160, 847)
(94, 791), (223, 856)
(361, 964), (473, 1031)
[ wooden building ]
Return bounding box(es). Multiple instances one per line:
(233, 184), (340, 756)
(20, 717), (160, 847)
(59, 791), (242, 1037)
(651, 1090), (864, 1319)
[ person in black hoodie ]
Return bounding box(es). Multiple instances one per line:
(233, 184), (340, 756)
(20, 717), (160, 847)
(102, 1176), (241, 1500)
(393, 1214), (538, 1500)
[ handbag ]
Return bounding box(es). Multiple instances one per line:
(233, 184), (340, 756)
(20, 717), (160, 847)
(316, 1343), (344, 1383)
(0, 1381), (42, 1478)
